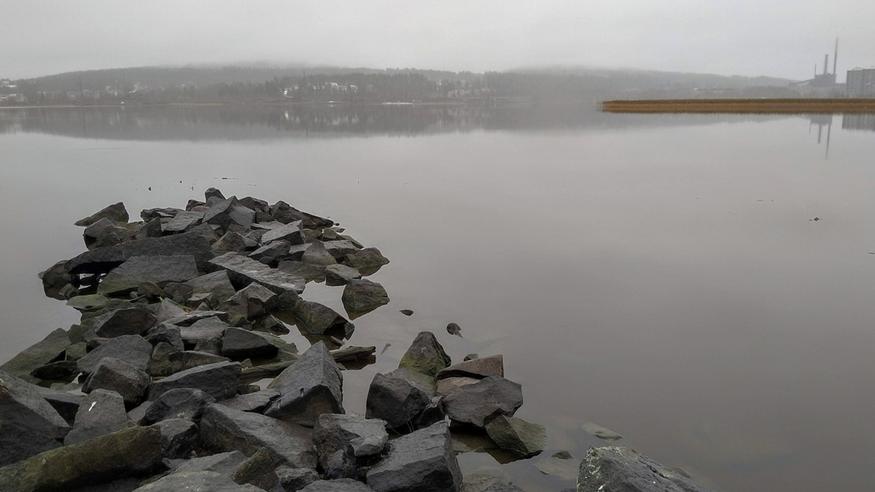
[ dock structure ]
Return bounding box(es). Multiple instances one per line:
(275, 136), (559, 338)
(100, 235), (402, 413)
(601, 98), (875, 114)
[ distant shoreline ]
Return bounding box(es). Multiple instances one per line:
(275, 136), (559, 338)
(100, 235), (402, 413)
(602, 98), (875, 114)
(0, 100), (517, 111)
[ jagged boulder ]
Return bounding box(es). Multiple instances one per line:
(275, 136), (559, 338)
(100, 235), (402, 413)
(315, 414), (388, 479)
(152, 417), (199, 458)
(262, 220), (306, 244)
(484, 415), (545, 458)
(98, 255), (200, 296)
(324, 264), (362, 286)
(162, 210), (205, 233)
(0, 328), (71, 382)
(64, 389), (130, 445)
(366, 421), (461, 492)
(92, 306), (157, 338)
(343, 247), (389, 275)
(365, 368), (435, 433)
(148, 361), (241, 401)
(441, 376), (523, 428)
(398, 331), (450, 378)
(0, 370), (70, 465)
(76, 335), (153, 374)
(142, 387), (216, 424)
(341, 279), (389, 319)
(83, 357), (151, 405)
(265, 342), (344, 426)
(74, 202), (129, 227)
(577, 446), (705, 492)
(292, 299), (355, 339)
(209, 252), (306, 294)
(222, 327), (279, 360)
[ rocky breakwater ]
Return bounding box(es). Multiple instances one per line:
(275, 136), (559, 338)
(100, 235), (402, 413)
(0, 189), (707, 492)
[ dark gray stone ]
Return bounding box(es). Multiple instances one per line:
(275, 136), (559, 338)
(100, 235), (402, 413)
(205, 187), (226, 204)
(141, 207), (184, 221)
(0, 328), (71, 382)
(83, 357), (151, 405)
(34, 385), (83, 424)
(0, 370), (70, 465)
(92, 307), (157, 338)
(250, 240), (292, 266)
(169, 350), (231, 372)
(77, 335), (153, 375)
(324, 264), (361, 286)
(577, 446), (705, 492)
(342, 279), (389, 319)
(222, 327), (279, 360)
(231, 447), (282, 490)
(278, 260), (327, 282)
(148, 361), (241, 401)
(220, 389), (280, 413)
(461, 473), (525, 492)
(262, 220), (305, 245)
(204, 197), (255, 229)
(184, 270), (237, 307)
(398, 331), (450, 378)
(209, 252), (306, 294)
(64, 389), (130, 445)
(99, 255), (200, 296)
(366, 421), (461, 492)
(365, 369), (433, 432)
(83, 218), (134, 249)
(343, 248), (389, 276)
(200, 403), (317, 468)
(134, 471), (263, 492)
(277, 466), (320, 491)
(265, 342), (344, 426)
(301, 241), (337, 266)
(163, 210), (204, 234)
(441, 376), (523, 428)
(292, 300), (355, 339)
(315, 414), (388, 478)
(153, 298), (188, 323)
(171, 450), (247, 475)
(178, 316), (233, 348)
(152, 418), (199, 459)
(143, 388), (216, 424)
(270, 201), (333, 229)
(75, 202), (129, 227)
(437, 355), (504, 380)
(484, 415), (545, 458)
(212, 231), (258, 254)
(302, 479), (375, 492)
(220, 282), (276, 322)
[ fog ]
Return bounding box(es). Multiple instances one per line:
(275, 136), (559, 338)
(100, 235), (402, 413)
(3, 0), (874, 80)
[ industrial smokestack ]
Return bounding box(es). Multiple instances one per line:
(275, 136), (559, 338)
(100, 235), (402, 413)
(824, 54), (829, 75)
(833, 38), (839, 76)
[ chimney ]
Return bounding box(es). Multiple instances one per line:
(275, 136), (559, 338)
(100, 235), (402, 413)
(833, 38), (839, 76)
(824, 54), (829, 75)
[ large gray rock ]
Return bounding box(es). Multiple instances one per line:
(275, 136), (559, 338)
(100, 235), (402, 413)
(343, 248), (389, 276)
(315, 414), (388, 478)
(302, 241), (337, 266)
(324, 264), (362, 286)
(39, 260), (76, 300)
(292, 299), (355, 339)
(178, 316), (233, 348)
(398, 331), (450, 378)
(250, 240), (292, 266)
(148, 361), (241, 401)
(365, 369), (433, 432)
(270, 201), (334, 229)
(220, 389), (280, 413)
(170, 450), (247, 475)
(184, 270), (237, 307)
(92, 306), (157, 338)
(98, 255), (200, 296)
(64, 389), (130, 445)
(210, 252), (306, 294)
(341, 279), (389, 319)
(437, 355), (504, 380)
(220, 282), (277, 322)
(277, 466), (320, 491)
(169, 350), (231, 372)
(302, 479), (376, 492)
(83, 217), (134, 249)
(163, 210), (204, 233)
(0, 426), (162, 492)
(222, 327), (279, 360)
(66, 225), (215, 274)
(0, 370), (70, 465)
(484, 415), (545, 458)
(200, 403), (317, 468)
(134, 471), (263, 492)
(262, 220), (306, 244)
(577, 446), (705, 492)
(366, 421), (461, 492)
(265, 342), (344, 426)
(152, 417), (199, 458)
(75, 202), (129, 227)
(143, 387), (216, 424)
(77, 335), (153, 374)
(212, 231), (258, 254)
(204, 197), (255, 229)
(83, 357), (151, 405)
(0, 328), (71, 382)
(441, 376), (523, 428)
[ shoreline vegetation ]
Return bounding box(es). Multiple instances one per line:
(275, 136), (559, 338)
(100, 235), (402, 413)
(602, 98), (875, 114)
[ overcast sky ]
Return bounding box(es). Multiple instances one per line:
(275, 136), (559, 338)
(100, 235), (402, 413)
(2, 0), (873, 80)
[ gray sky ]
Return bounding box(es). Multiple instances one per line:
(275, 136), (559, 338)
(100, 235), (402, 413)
(2, 0), (873, 80)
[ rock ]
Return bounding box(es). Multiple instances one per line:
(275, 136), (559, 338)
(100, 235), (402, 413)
(398, 331), (450, 378)
(65, 341), (88, 360)
(399, 309), (413, 316)
(365, 369), (433, 432)
(277, 466), (320, 491)
(92, 306), (157, 338)
(232, 447), (283, 489)
(484, 415), (545, 458)
(77, 335), (153, 374)
(441, 376), (523, 428)
(64, 389), (130, 445)
(205, 197), (256, 229)
(210, 252), (306, 294)
(148, 361), (241, 401)
(163, 210), (204, 234)
(302, 479), (376, 492)
(200, 403), (317, 468)
(366, 421), (461, 492)
(581, 421), (623, 441)
(461, 473), (525, 492)
(341, 279), (389, 319)
(34, 385), (83, 424)
(221, 282), (277, 322)
(265, 342), (344, 426)
(250, 240), (292, 265)
(75, 202), (129, 227)
(0, 426), (162, 492)
(577, 446), (704, 492)
(165, 310), (231, 326)
(67, 294), (110, 312)
(437, 355), (503, 380)
(83, 357), (151, 405)
(152, 418), (199, 458)
(169, 350), (231, 372)
(315, 414), (388, 477)
(278, 260), (327, 282)
(137, 217), (164, 239)
(0, 327), (71, 381)
(262, 220), (306, 245)
(446, 323), (462, 337)
(221, 389), (280, 413)
(30, 359), (77, 381)
(179, 316), (233, 348)
(553, 450), (573, 459)
(142, 387), (216, 424)
(98, 255), (200, 296)
(83, 218), (134, 249)
(205, 187), (226, 204)
(343, 248), (389, 276)
(302, 241), (336, 265)
(292, 300), (355, 339)
(171, 450), (247, 475)
(270, 201), (334, 229)
(0, 370), (70, 465)
(134, 471), (263, 492)
(222, 327), (279, 360)
(39, 260), (77, 300)
(435, 377), (479, 397)
(153, 298), (188, 323)
(184, 270), (237, 307)
(145, 324), (184, 350)
(212, 231), (258, 254)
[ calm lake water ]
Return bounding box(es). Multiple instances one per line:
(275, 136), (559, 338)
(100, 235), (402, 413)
(2, 106), (875, 491)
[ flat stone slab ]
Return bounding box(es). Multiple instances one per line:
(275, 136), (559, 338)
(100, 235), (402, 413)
(162, 210), (204, 234)
(148, 361), (241, 401)
(98, 255), (200, 296)
(76, 335), (153, 375)
(0, 328), (71, 382)
(209, 252), (306, 294)
(261, 220), (305, 244)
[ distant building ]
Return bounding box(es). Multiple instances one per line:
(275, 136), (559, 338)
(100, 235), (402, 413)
(847, 68), (875, 97)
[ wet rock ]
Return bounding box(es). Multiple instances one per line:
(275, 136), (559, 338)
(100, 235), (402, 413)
(152, 418), (199, 458)
(250, 239), (292, 265)
(302, 241), (337, 266)
(484, 415), (545, 459)
(163, 210), (204, 234)
(581, 421), (623, 441)
(0, 370), (70, 465)
(0, 327), (71, 381)
(148, 361), (241, 401)
(278, 260), (328, 282)
(134, 471), (263, 492)
(365, 369), (433, 432)
(77, 335), (153, 374)
(200, 403), (317, 468)
(436, 376), (479, 397)
(366, 421), (461, 492)
(222, 327), (279, 360)
(398, 331), (451, 378)
(343, 248), (389, 276)
(75, 202), (129, 227)
(292, 299), (355, 339)
(342, 279), (389, 319)
(437, 355), (503, 380)
(221, 389), (280, 413)
(315, 414), (388, 477)
(446, 322), (462, 337)
(262, 220), (306, 245)
(99, 255), (200, 296)
(142, 387), (215, 424)
(221, 282), (277, 322)
(83, 218), (134, 249)
(265, 342), (344, 426)
(171, 450), (247, 475)
(0, 426), (162, 492)
(441, 376), (523, 428)
(212, 231), (258, 254)
(577, 446), (704, 492)
(83, 357), (151, 405)
(183, 270), (237, 307)
(64, 389), (131, 445)
(277, 466), (320, 490)
(92, 306), (158, 337)
(66, 226), (215, 275)
(210, 252), (306, 294)
(302, 479), (376, 492)
(461, 472), (525, 492)
(399, 309), (414, 316)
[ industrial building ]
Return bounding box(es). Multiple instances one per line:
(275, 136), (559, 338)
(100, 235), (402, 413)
(846, 68), (875, 97)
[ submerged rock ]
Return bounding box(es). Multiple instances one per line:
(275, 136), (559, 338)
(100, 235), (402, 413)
(266, 342), (344, 426)
(342, 279), (389, 319)
(580, 421), (623, 441)
(441, 376), (523, 428)
(0, 370), (70, 466)
(577, 446), (704, 492)
(484, 415), (545, 459)
(366, 421), (461, 492)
